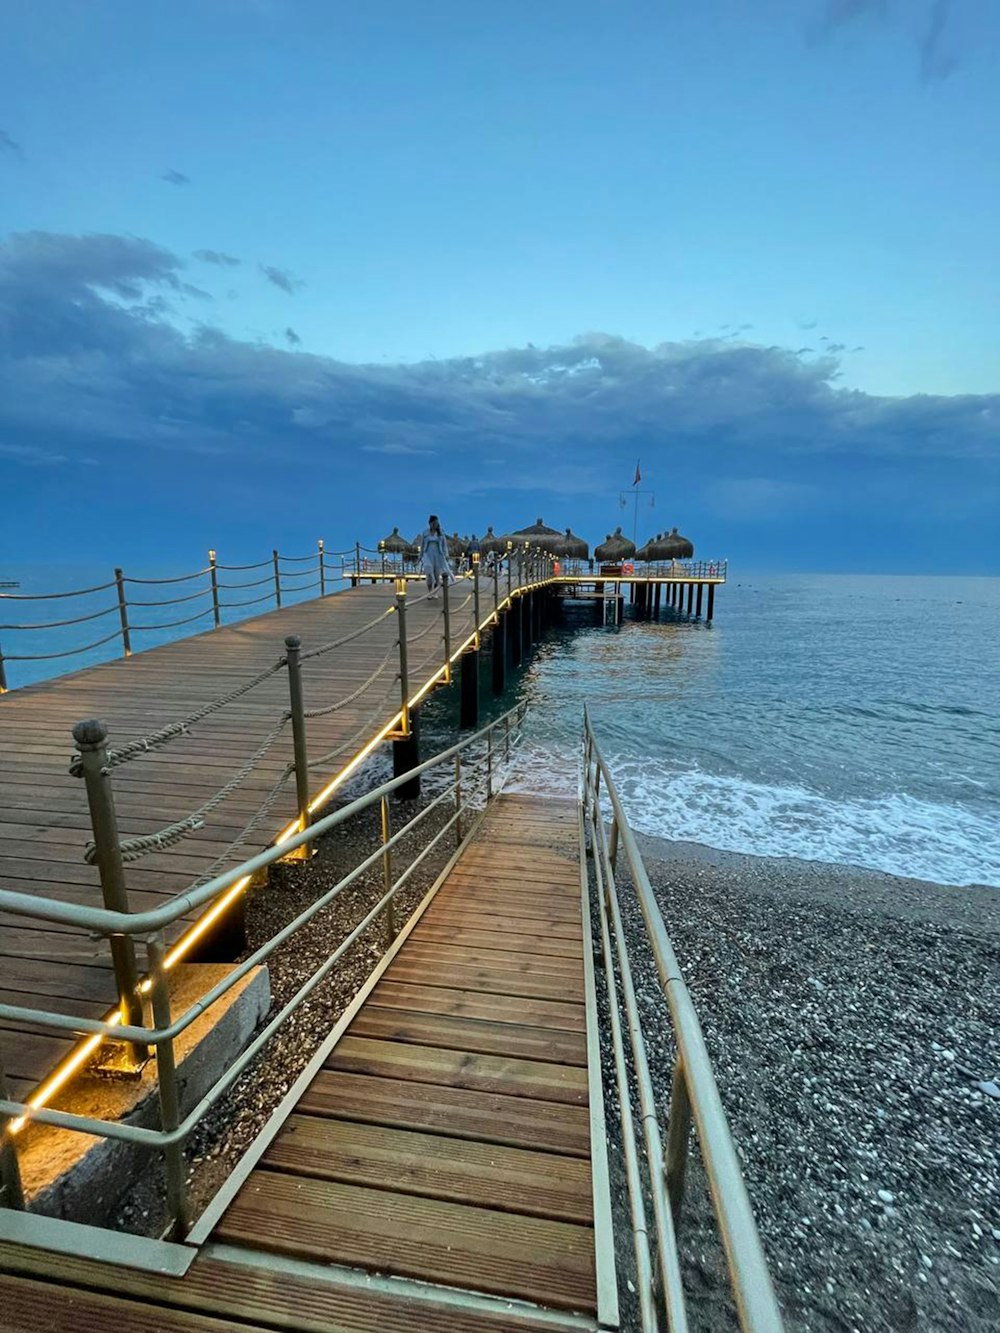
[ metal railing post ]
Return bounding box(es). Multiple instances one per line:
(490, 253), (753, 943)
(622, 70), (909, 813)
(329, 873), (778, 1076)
(493, 562), (500, 620)
(0, 1050), (25, 1210)
(441, 574), (452, 681)
(284, 636), (311, 843)
(208, 549), (221, 628)
(506, 549), (513, 603)
(454, 752), (463, 847)
(665, 1055), (693, 1227)
(146, 933), (190, 1239)
(609, 816), (620, 873)
(318, 539), (326, 597)
(355, 542), (362, 578)
(380, 795), (396, 943)
(395, 582), (410, 737)
(71, 719), (146, 1066)
(505, 711), (511, 760)
(0, 644), (7, 694)
(114, 567), (131, 657)
(272, 550), (282, 608)
(486, 727), (493, 799)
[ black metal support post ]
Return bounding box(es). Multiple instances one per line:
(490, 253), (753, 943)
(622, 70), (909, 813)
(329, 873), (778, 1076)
(696, 582), (704, 617)
(492, 611), (507, 695)
(509, 596), (523, 668)
(392, 705), (421, 799)
(707, 583), (716, 623)
(460, 647), (479, 729)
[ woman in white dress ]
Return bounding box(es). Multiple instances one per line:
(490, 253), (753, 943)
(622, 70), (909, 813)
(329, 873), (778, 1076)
(419, 514), (452, 598)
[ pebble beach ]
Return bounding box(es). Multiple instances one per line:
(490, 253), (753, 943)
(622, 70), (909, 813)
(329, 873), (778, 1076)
(621, 835), (1000, 1331)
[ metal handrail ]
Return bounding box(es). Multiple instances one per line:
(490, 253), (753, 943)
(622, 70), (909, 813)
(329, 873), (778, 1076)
(0, 701), (529, 1237)
(582, 707), (782, 1332)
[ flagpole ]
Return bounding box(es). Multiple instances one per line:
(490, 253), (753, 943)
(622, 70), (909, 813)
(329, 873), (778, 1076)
(632, 458), (640, 546)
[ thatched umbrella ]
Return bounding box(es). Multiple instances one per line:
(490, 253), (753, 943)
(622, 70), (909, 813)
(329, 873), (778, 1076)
(558, 527), (589, 560)
(647, 526), (694, 561)
(380, 526), (409, 555)
(480, 525), (505, 555)
(509, 517), (563, 554)
(594, 526), (637, 561)
(447, 532), (465, 559)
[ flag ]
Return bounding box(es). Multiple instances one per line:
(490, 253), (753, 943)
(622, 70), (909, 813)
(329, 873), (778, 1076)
(633, 460), (641, 486)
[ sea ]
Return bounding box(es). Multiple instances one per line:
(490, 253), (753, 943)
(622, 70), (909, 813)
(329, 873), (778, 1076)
(3, 567), (998, 889)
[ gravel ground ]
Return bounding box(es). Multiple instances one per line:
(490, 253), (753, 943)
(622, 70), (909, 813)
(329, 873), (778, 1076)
(606, 835), (1000, 1331)
(109, 783), (458, 1236)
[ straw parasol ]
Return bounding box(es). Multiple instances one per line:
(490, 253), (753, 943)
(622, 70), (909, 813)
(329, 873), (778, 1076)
(594, 526), (637, 561)
(447, 532), (465, 559)
(558, 527), (589, 560)
(646, 527), (694, 561)
(480, 525), (505, 555)
(380, 526), (409, 555)
(508, 518), (563, 554)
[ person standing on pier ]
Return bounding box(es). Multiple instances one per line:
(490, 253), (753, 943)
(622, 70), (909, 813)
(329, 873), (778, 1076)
(419, 514), (451, 598)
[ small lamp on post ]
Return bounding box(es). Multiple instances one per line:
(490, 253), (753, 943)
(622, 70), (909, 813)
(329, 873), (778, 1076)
(379, 539), (387, 579)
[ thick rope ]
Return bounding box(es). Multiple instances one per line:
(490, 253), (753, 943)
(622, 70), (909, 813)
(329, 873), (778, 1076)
(299, 606), (397, 661)
(69, 656), (288, 777)
(86, 713), (292, 864)
(188, 763), (296, 888)
(306, 681), (400, 771)
(302, 642), (398, 719)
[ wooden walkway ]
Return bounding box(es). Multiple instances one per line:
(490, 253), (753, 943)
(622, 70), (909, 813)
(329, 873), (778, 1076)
(0, 582), (481, 1103)
(0, 796), (609, 1331)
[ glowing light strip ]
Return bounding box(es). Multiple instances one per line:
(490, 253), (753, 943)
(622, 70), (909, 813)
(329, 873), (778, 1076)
(6, 583), (522, 1135)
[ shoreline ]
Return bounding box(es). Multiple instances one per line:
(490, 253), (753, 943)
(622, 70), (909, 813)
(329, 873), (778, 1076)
(631, 827), (1000, 938)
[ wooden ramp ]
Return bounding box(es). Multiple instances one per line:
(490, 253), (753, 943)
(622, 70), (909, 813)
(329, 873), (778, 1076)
(0, 582), (479, 1103)
(0, 796), (609, 1331)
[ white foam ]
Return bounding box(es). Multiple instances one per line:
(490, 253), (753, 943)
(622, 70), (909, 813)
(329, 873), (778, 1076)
(507, 744), (1000, 888)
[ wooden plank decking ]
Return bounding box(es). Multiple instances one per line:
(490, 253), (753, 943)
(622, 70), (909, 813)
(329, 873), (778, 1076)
(0, 582), (483, 1102)
(0, 795), (606, 1331)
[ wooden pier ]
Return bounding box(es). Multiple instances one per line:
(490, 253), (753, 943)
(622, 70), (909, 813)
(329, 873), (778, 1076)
(0, 581), (487, 1103)
(0, 795), (608, 1330)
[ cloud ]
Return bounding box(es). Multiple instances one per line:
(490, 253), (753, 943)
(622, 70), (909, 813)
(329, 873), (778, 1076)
(260, 264), (304, 294)
(0, 231), (996, 521)
(193, 249), (240, 267)
(362, 441), (436, 456)
(706, 477), (820, 520)
(919, 0), (959, 82)
(161, 169), (190, 186)
(284, 326), (302, 347)
(818, 0), (886, 31)
(0, 130), (23, 159)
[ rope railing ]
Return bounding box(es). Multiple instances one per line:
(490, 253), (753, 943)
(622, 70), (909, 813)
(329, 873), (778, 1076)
(129, 607), (217, 634)
(0, 604), (120, 632)
(68, 655), (289, 777)
(0, 541), (349, 691)
(93, 713), (292, 865)
(123, 567), (212, 586)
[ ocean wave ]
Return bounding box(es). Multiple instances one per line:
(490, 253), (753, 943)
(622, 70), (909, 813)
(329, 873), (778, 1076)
(506, 743), (1000, 888)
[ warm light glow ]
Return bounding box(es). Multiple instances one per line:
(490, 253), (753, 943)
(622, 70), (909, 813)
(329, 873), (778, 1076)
(208, 549), (216, 563)
(6, 575), (511, 1136)
(7, 1028), (111, 1135)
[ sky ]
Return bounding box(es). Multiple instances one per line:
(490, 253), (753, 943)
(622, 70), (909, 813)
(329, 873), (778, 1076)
(1, 0), (998, 572)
